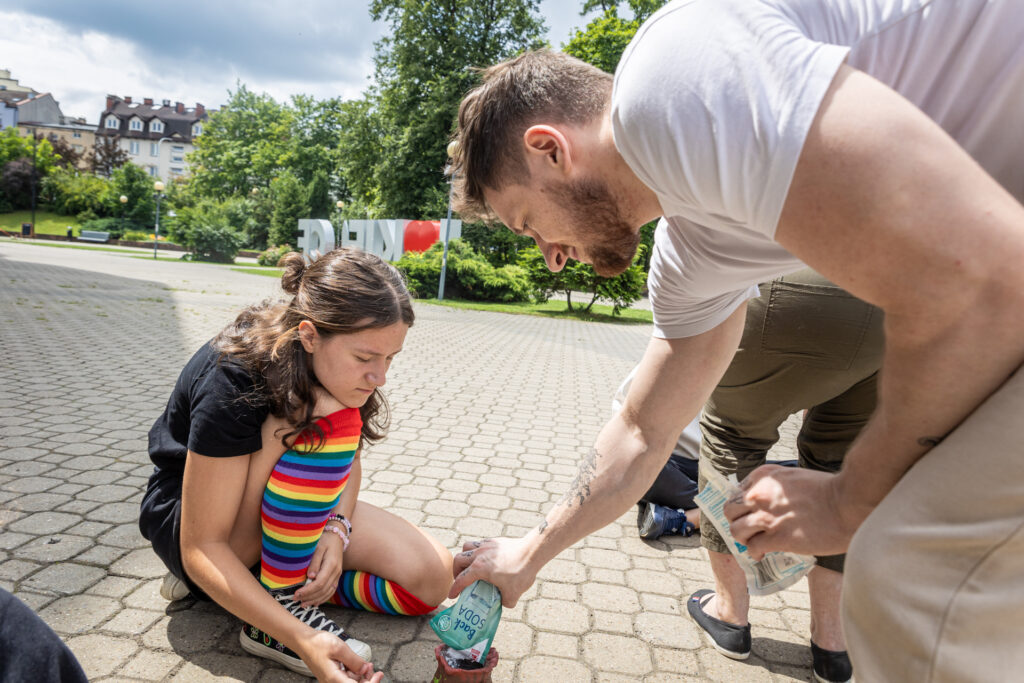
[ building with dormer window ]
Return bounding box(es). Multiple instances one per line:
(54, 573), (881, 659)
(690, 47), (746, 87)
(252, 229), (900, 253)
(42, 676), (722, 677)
(95, 95), (210, 179)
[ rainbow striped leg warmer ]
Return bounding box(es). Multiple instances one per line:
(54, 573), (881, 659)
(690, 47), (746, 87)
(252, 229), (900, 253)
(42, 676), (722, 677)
(259, 409), (361, 590)
(329, 570), (436, 616)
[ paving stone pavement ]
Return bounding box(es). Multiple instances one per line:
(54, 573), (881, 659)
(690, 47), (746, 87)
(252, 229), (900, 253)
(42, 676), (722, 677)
(0, 240), (814, 682)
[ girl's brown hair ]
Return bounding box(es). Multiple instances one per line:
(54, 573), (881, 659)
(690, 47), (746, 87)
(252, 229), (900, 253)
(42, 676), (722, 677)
(214, 247), (414, 448)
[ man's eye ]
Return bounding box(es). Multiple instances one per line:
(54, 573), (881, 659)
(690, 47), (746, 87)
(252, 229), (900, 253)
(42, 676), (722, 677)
(356, 356), (371, 363)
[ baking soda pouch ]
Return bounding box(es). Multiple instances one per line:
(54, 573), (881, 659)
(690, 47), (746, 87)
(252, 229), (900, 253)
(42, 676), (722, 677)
(695, 465), (815, 596)
(430, 580), (502, 665)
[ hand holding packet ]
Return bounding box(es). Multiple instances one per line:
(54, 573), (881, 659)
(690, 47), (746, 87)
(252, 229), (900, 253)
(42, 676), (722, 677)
(430, 580), (502, 666)
(695, 465), (815, 596)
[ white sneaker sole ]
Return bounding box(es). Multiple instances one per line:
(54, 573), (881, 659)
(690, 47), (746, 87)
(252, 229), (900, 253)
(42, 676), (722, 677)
(238, 628), (372, 675)
(159, 573), (190, 601)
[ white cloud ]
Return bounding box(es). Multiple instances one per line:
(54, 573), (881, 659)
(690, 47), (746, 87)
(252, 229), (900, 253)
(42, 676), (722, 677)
(1, 1), (604, 124)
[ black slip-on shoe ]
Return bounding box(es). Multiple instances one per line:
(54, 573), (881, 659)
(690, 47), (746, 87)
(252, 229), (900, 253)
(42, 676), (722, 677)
(811, 640), (853, 683)
(687, 589), (752, 660)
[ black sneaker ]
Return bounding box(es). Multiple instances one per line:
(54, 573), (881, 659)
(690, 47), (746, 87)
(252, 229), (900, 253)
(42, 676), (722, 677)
(238, 587), (371, 676)
(687, 589), (751, 660)
(811, 641), (852, 683)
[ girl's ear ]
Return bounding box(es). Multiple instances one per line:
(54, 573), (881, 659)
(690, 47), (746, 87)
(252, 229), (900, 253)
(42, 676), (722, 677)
(297, 320), (319, 353)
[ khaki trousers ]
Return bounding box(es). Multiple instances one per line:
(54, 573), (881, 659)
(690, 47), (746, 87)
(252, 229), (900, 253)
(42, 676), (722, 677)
(843, 365), (1024, 682)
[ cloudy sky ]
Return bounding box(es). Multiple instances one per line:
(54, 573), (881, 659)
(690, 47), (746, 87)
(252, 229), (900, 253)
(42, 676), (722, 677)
(0, 1), (601, 122)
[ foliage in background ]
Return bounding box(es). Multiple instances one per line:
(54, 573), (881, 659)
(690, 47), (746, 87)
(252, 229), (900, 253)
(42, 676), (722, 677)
(257, 243), (294, 267)
(342, 0), (547, 220)
(183, 221), (243, 263)
(561, 0), (666, 276)
(518, 244), (647, 314)
(395, 239), (532, 302)
(269, 171), (308, 248)
(166, 197), (253, 260)
(41, 168), (108, 218)
(109, 164), (157, 227)
(461, 222), (535, 267)
(89, 135), (129, 177)
(0, 128), (59, 211)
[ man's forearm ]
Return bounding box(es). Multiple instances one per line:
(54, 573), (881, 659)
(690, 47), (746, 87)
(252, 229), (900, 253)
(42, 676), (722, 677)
(525, 420), (677, 570)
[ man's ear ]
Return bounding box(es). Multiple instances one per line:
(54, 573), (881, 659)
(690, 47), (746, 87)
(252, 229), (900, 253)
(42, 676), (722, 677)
(523, 125), (572, 177)
(297, 320), (319, 353)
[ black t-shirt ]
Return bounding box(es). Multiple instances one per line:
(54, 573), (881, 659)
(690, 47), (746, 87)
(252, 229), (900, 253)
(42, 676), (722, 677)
(147, 341), (270, 472)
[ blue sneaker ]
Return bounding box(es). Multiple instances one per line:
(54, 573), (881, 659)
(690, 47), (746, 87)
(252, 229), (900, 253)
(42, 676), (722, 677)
(637, 502), (695, 540)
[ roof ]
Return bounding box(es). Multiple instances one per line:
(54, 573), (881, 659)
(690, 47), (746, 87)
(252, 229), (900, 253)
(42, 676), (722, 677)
(96, 96), (209, 141)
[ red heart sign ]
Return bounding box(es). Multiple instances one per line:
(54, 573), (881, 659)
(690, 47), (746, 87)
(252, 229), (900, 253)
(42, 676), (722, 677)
(403, 220), (441, 253)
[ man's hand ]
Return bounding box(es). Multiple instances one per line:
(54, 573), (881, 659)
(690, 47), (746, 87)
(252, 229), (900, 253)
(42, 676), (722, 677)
(449, 536), (538, 608)
(723, 465), (864, 559)
(295, 531), (344, 607)
(298, 630), (383, 683)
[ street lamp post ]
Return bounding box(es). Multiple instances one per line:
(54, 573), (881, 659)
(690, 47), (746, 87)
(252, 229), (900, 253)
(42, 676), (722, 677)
(119, 194), (128, 236)
(29, 129), (38, 238)
(438, 140), (459, 301)
(153, 181), (165, 259)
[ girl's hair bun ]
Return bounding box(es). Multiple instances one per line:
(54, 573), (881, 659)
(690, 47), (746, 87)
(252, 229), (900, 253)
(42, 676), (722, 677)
(279, 252), (306, 295)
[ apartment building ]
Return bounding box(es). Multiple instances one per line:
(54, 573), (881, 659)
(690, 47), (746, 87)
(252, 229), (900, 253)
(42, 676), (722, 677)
(95, 95), (208, 180)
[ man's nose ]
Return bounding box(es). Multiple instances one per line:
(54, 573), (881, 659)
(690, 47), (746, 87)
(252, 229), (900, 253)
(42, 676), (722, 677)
(535, 236), (567, 272)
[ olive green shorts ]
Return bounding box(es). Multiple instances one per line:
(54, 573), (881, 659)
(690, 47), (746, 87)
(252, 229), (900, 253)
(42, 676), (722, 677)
(698, 269), (884, 573)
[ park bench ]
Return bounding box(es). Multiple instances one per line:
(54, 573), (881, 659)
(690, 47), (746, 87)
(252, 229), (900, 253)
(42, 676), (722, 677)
(79, 230), (111, 243)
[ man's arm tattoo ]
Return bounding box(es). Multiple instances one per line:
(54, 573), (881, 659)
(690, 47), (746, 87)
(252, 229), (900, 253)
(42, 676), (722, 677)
(537, 519), (549, 534)
(558, 447), (601, 508)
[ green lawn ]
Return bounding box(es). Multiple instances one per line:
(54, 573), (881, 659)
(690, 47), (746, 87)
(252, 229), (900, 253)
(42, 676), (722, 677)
(0, 210), (80, 237)
(418, 297), (653, 324)
(231, 266), (284, 277)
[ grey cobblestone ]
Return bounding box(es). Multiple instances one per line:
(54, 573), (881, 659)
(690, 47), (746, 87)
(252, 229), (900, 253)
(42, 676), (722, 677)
(1, 241), (817, 681)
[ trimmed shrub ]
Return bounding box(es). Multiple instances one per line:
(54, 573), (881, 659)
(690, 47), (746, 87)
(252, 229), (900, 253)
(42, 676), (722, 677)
(258, 244), (294, 266)
(186, 222), (243, 263)
(395, 239), (531, 302)
(123, 230), (150, 242)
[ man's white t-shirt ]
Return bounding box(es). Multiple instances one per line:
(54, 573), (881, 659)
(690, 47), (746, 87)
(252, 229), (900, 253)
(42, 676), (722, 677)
(612, 0), (1024, 339)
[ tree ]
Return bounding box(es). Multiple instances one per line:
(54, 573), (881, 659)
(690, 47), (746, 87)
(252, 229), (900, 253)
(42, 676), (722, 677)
(365, 0), (548, 218)
(107, 163), (156, 227)
(563, 1), (666, 73)
(306, 168), (331, 219)
(0, 158), (36, 209)
(90, 135), (129, 177)
(40, 167), (109, 217)
(50, 138), (83, 170)
(0, 131), (58, 210)
(461, 222), (534, 267)
(519, 244), (647, 314)
(269, 171), (307, 247)
(189, 84), (294, 199)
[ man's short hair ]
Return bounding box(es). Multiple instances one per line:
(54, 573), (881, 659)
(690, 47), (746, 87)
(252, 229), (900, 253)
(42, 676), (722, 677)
(452, 49), (613, 223)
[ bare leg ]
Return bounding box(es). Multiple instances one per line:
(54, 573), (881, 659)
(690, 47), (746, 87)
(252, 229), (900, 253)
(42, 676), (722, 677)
(704, 549), (749, 625)
(808, 566), (845, 651)
(343, 502), (453, 606)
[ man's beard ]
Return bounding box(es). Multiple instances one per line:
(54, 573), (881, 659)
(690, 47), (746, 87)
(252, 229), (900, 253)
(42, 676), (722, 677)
(554, 176), (641, 277)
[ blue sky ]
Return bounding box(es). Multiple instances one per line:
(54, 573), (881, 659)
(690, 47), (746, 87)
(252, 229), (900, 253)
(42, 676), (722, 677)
(0, 1), (599, 122)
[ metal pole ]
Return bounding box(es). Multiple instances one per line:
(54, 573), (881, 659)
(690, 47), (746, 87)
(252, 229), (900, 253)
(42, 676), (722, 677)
(30, 130), (37, 238)
(438, 173), (454, 300)
(153, 193), (161, 259)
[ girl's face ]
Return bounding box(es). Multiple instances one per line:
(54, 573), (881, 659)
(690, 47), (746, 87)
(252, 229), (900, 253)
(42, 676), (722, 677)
(299, 321), (409, 409)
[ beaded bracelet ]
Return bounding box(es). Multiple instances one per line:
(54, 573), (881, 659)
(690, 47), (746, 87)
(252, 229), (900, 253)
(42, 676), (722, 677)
(323, 524), (350, 552)
(326, 513), (352, 537)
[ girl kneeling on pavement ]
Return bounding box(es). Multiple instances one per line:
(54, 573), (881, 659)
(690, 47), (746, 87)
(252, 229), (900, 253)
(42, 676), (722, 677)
(139, 248), (453, 682)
